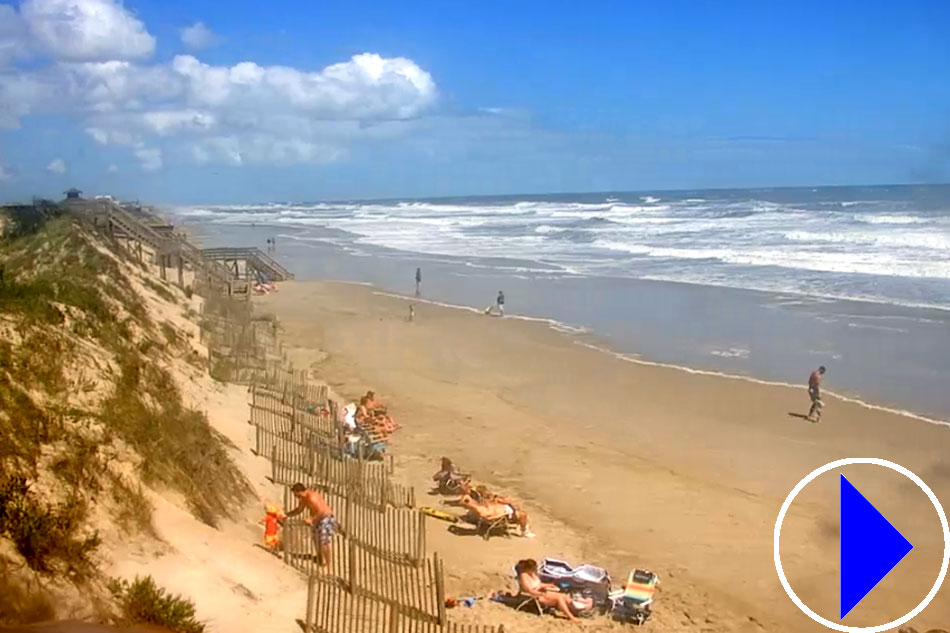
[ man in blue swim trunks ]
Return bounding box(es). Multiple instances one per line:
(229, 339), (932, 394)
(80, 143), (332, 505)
(285, 482), (336, 567)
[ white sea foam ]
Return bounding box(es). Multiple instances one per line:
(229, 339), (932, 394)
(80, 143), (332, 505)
(166, 191), (950, 310)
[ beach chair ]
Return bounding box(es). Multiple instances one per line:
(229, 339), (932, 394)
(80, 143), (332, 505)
(435, 472), (471, 495)
(476, 513), (516, 540)
(610, 569), (659, 625)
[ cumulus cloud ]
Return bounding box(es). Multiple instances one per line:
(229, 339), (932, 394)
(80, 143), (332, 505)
(46, 157), (66, 173)
(0, 0), (440, 170)
(19, 0), (155, 62)
(134, 147), (162, 171)
(180, 22), (219, 50)
(0, 5), (28, 67)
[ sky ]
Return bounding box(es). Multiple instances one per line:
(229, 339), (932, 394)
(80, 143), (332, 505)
(0, 0), (948, 203)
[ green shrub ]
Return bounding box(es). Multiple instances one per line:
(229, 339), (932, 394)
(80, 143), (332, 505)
(109, 576), (205, 633)
(0, 476), (100, 580)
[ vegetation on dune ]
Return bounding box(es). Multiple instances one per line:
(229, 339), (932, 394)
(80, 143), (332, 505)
(0, 476), (100, 580)
(0, 208), (251, 608)
(109, 576), (206, 633)
(100, 351), (250, 527)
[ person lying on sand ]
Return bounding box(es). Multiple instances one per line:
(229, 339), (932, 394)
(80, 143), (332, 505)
(516, 558), (592, 622)
(432, 457), (471, 493)
(460, 493), (535, 538)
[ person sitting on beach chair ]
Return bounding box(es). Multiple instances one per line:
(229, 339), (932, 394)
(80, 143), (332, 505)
(516, 559), (591, 622)
(365, 390), (399, 431)
(471, 485), (534, 537)
(432, 457), (471, 494)
(460, 493), (534, 539)
(357, 397), (397, 435)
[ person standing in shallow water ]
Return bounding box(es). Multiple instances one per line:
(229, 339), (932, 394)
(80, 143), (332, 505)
(496, 290), (505, 316)
(806, 366), (826, 422)
(415, 267), (422, 296)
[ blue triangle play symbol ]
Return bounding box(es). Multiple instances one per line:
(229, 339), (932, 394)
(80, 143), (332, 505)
(840, 474), (913, 619)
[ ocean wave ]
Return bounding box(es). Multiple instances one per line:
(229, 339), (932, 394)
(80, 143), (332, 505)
(853, 214), (932, 225)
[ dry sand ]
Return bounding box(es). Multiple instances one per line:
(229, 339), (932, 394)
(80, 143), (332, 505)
(257, 280), (950, 632)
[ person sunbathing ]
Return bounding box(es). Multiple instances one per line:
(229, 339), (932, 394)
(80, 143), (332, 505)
(460, 494), (534, 538)
(365, 390), (399, 431)
(357, 396), (396, 435)
(432, 457), (471, 493)
(516, 558), (592, 622)
(471, 485), (534, 536)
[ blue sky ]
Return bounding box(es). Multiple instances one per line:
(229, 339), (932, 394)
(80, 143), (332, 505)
(0, 0), (948, 203)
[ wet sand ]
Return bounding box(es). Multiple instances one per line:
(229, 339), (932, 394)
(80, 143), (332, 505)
(258, 280), (950, 632)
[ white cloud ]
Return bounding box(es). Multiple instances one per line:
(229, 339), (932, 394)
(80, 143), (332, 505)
(0, 161), (14, 181)
(180, 22), (219, 50)
(107, 163), (118, 173)
(0, 5), (28, 68)
(19, 0), (155, 62)
(134, 147), (162, 171)
(0, 0), (439, 170)
(46, 157), (66, 173)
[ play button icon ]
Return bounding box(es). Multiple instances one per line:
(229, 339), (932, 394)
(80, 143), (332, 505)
(840, 474), (913, 619)
(774, 458), (950, 632)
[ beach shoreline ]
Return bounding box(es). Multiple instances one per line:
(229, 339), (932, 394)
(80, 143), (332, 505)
(182, 219), (950, 422)
(258, 279), (950, 631)
(368, 285), (950, 430)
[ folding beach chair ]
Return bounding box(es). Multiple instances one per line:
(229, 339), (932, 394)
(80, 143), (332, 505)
(610, 568), (658, 625)
(476, 512), (518, 540)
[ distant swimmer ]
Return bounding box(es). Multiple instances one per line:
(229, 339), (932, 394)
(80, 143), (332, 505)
(415, 267), (422, 296)
(806, 366), (826, 423)
(496, 290), (505, 316)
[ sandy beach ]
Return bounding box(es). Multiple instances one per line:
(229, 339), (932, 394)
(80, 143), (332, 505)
(258, 280), (950, 632)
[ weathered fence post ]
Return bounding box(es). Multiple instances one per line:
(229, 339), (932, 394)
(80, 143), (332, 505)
(305, 572), (315, 632)
(434, 552), (447, 626)
(347, 540), (358, 593)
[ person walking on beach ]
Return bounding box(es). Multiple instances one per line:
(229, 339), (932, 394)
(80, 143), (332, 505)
(806, 366), (826, 423)
(496, 290), (505, 316)
(285, 483), (336, 567)
(415, 267), (422, 296)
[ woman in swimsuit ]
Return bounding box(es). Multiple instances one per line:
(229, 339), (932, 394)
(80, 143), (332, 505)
(516, 558), (591, 622)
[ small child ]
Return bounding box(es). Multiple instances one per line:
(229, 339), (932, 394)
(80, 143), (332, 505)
(261, 504), (286, 551)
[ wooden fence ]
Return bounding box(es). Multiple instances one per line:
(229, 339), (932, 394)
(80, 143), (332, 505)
(283, 523), (438, 621)
(305, 576), (505, 633)
(281, 488), (424, 565)
(267, 434), (413, 509)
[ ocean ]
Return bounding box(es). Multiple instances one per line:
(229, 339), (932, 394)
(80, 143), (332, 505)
(169, 184), (950, 421)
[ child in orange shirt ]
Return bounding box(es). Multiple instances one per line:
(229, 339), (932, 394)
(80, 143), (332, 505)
(261, 504), (285, 550)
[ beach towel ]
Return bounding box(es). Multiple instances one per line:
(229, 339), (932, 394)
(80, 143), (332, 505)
(421, 507), (460, 523)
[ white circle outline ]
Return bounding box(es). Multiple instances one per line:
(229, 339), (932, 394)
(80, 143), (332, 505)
(774, 457), (950, 633)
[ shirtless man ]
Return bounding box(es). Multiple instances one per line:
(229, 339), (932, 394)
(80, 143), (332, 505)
(460, 493), (534, 538)
(807, 366), (826, 423)
(285, 483), (336, 567)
